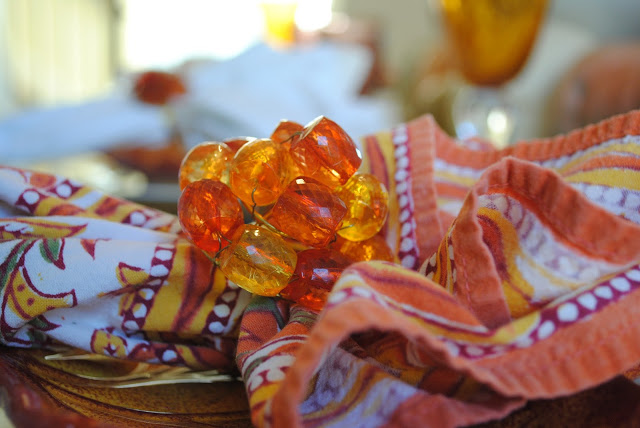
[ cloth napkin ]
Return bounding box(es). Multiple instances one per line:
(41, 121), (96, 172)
(2, 111), (640, 427)
(1, 41), (398, 165)
(174, 42), (397, 149)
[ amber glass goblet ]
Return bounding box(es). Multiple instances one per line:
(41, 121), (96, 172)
(439, 0), (549, 148)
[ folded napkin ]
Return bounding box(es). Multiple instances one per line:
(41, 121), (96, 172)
(2, 111), (640, 427)
(174, 42), (394, 148)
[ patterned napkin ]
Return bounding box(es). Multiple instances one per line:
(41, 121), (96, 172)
(2, 111), (640, 427)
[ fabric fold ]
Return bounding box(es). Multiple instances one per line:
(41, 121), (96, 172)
(238, 110), (640, 427)
(2, 111), (640, 427)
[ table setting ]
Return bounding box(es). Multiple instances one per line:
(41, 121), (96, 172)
(2, 1), (640, 427)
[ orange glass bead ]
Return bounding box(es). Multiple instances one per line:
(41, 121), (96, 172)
(331, 234), (394, 263)
(268, 177), (347, 248)
(270, 119), (303, 149)
(223, 136), (254, 154)
(178, 142), (234, 190)
(280, 248), (351, 311)
(336, 173), (389, 241)
(218, 224), (297, 296)
(289, 116), (362, 189)
(229, 138), (295, 207)
(178, 179), (244, 254)
(271, 120), (304, 179)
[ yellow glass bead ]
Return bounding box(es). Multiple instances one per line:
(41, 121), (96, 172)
(229, 138), (295, 207)
(178, 141), (233, 190)
(336, 173), (389, 241)
(331, 234), (394, 263)
(217, 224), (297, 296)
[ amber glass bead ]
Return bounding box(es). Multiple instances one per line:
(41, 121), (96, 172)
(223, 136), (254, 154)
(178, 179), (244, 254)
(280, 248), (351, 311)
(178, 142), (234, 190)
(229, 138), (295, 207)
(270, 119), (303, 149)
(289, 116), (362, 189)
(268, 177), (347, 248)
(270, 120), (304, 180)
(331, 234), (394, 263)
(336, 173), (389, 241)
(218, 224), (297, 296)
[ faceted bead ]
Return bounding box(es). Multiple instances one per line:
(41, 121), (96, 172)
(336, 173), (389, 241)
(223, 136), (255, 154)
(268, 177), (347, 248)
(331, 234), (394, 263)
(270, 120), (304, 179)
(178, 141), (234, 190)
(280, 248), (351, 311)
(289, 116), (362, 189)
(178, 179), (244, 254)
(229, 138), (295, 207)
(270, 119), (303, 150)
(218, 224), (297, 296)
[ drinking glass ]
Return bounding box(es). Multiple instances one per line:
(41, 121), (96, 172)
(439, 0), (549, 148)
(260, 1), (299, 47)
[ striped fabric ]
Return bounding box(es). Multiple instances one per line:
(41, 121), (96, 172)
(239, 112), (640, 427)
(1, 111), (640, 427)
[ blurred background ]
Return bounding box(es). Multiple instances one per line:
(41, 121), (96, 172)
(1, 0), (640, 212)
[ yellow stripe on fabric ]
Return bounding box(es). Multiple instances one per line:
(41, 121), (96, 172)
(371, 131), (401, 252)
(370, 343), (425, 385)
(556, 143), (640, 174)
(0, 219), (87, 240)
(434, 171), (477, 188)
(384, 300), (538, 345)
(32, 187), (91, 217)
(33, 196), (71, 217)
(249, 383), (279, 409)
(80, 194), (142, 223)
(337, 267), (540, 346)
(176, 346), (201, 369)
(143, 245), (191, 332)
(431, 236), (452, 293)
(480, 206), (594, 318)
(477, 206), (535, 318)
(185, 268), (229, 333)
(564, 168), (640, 190)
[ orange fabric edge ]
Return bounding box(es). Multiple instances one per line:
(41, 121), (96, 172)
(407, 115), (446, 259)
(477, 157), (640, 263)
(271, 281), (640, 427)
(434, 109), (640, 168)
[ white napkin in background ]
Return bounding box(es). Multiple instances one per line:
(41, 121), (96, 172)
(174, 41), (399, 149)
(0, 41), (401, 165)
(0, 96), (170, 164)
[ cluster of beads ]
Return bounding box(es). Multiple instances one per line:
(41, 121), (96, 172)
(178, 116), (392, 311)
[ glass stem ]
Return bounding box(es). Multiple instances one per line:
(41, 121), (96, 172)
(451, 84), (517, 149)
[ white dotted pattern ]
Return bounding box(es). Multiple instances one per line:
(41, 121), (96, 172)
(392, 124), (420, 270)
(450, 267), (640, 359)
